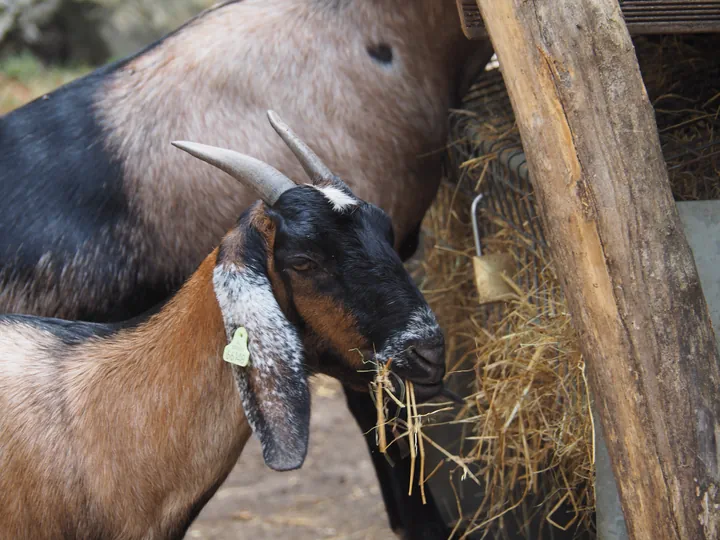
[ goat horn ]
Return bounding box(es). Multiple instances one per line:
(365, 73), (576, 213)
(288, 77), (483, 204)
(171, 141), (295, 205)
(266, 110), (336, 185)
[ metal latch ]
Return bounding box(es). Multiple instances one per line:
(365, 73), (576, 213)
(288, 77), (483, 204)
(471, 194), (516, 304)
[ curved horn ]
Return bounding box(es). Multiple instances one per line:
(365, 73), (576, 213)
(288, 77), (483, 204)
(172, 141), (295, 205)
(266, 110), (335, 184)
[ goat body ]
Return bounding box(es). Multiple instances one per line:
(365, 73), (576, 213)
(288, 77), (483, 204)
(0, 3), (487, 536)
(0, 0), (481, 323)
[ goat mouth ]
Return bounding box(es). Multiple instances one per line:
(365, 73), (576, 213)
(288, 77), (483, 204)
(386, 377), (444, 403)
(410, 380), (445, 402)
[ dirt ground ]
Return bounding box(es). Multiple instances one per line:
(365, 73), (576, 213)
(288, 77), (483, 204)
(186, 377), (397, 540)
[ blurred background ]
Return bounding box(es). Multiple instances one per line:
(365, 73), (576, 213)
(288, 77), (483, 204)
(0, 0), (214, 113)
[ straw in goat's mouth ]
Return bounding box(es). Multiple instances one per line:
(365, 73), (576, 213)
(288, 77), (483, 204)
(369, 357), (461, 505)
(352, 348), (463, 503)
(370, 358), (427, 502)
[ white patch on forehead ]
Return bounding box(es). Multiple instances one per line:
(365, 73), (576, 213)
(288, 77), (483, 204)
(376, 306), (442, 367)
(310, 185), (358, 213)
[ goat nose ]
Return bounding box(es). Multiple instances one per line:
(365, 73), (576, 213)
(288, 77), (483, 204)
(412, 343), (445, 367)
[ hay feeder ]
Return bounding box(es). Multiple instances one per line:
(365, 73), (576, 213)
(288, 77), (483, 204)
(409, 27), (720, 538)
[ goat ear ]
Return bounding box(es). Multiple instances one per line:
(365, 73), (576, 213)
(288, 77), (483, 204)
(213, 216), (310, 472)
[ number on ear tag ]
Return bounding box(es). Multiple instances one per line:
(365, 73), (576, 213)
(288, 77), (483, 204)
(223, 327), (250, 367)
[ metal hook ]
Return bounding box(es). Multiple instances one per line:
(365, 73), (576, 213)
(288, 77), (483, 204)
(471, 193), (484, 257)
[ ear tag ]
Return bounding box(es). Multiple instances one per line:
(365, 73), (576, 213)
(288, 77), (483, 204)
(223, 327), (250, 367)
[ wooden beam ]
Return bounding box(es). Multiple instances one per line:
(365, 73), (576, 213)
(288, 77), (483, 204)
(622, 0), (720, 35)
(459, 0), (720, 38)
(473, 1), (720, 538)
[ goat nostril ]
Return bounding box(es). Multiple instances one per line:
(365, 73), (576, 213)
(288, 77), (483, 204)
(413, 344), (445, 367)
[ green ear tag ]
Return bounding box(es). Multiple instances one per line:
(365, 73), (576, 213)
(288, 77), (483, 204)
(223, 327), (250, 367)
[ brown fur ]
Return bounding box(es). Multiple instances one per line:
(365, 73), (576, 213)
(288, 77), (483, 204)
(0, 252), (251, 539)
(91, 0), (476, 316)
(294, 290), (369, 369)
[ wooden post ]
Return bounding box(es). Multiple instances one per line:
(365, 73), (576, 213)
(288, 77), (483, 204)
(473, 1), (720, 538)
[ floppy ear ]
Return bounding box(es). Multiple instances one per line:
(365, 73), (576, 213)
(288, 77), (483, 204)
(212, 209), (310, 471)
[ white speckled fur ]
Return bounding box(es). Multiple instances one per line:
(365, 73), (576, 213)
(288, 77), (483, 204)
(212, 263), (308, 470)
(376, 306), (442, 367)
(213, 264), (303, 374)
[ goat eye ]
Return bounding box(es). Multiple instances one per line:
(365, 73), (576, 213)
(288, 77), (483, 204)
(290, 259), (317, 273)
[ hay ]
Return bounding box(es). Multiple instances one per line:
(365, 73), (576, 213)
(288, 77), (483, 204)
(635, 34), (720, 201)
(391, 33), (719, 538)
(415, 183), (593, 538)
(371, 357), (459, 507)
(371, 176), (593, 537)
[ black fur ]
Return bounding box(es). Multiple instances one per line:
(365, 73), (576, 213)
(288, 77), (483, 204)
(266, 188), (451, 538)
(268, 188), (449, 538)
(398, 221), (423, 263)
(270, 187), (440, 372)
(367, 43), (393, 65)
(0, 314), (115, 345)
(0, 70), (125, 276)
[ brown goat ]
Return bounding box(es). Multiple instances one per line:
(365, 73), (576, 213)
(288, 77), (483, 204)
(0, 252), (248, 540)
(0, 3), (492, 537)
(0, 112), (449, 539)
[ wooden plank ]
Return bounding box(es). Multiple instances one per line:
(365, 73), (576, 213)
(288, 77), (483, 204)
(455, 0), (487, 40)
(474, 0), (720, 539)
(458, 0), (720, 37)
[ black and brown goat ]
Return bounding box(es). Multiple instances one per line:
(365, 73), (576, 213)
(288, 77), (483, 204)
(0, 2), (492, 536)
(0, 0), (487, 323)
(0, 112), (447, 540)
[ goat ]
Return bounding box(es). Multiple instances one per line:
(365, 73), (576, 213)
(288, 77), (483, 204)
(0, 111), (448, 540)
(0, 0), (488, 323)
(0, 2), (493, 536)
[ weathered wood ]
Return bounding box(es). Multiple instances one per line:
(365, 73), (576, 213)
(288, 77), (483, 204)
(473, 1), (720, 538)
